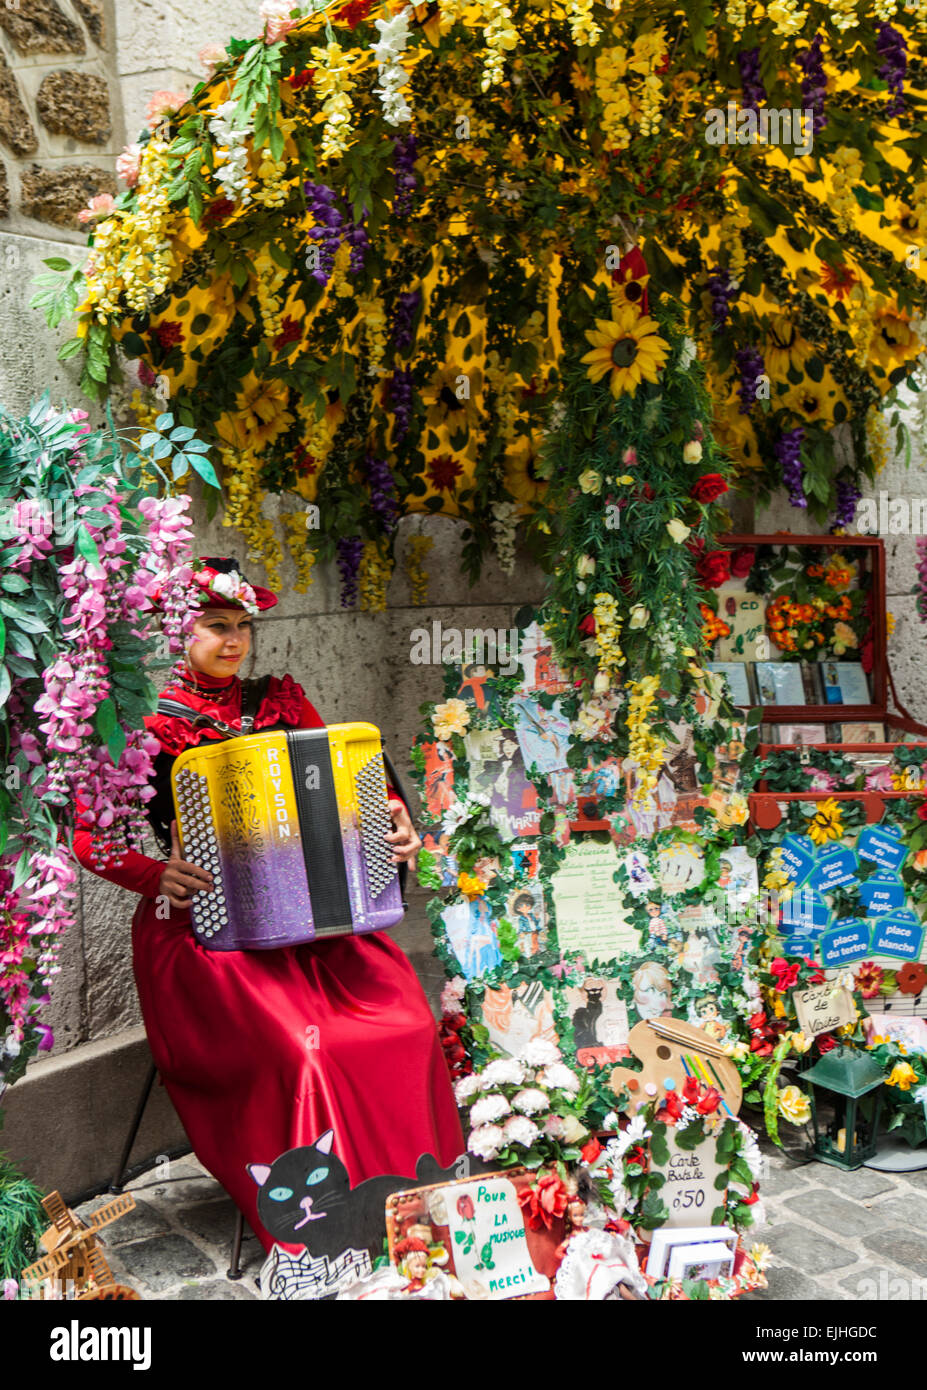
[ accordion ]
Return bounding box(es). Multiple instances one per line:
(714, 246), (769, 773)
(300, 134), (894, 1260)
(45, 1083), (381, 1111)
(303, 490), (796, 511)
(170, 723), (404, 950)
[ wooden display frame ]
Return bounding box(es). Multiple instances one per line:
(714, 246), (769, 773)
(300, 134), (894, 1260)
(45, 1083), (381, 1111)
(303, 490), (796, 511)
(755, 738), (927, 793)
(718, 534), (887, 724)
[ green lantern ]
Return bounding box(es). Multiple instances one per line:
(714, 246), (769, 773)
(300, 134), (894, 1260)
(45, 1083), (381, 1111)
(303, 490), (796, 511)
(800, 1046), (886, 1171)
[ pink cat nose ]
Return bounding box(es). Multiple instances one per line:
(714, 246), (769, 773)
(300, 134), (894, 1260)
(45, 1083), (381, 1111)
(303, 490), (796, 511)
(293, 1194), (324, 1229)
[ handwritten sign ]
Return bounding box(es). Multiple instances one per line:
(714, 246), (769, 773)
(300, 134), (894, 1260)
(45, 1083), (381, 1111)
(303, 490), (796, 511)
(443, 1179), (549, 1299)
(660, 1135), (726, 1229)
(550, 839), (639, 964)
(792, 982), (857, 1039)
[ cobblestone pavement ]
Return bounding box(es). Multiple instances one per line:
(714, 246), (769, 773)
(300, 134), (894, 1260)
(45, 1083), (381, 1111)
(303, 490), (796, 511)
(74, 1139), (927, 1301)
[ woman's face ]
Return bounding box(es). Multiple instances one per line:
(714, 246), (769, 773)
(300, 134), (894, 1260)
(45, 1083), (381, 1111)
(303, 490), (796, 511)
(187, 608), (253, 678)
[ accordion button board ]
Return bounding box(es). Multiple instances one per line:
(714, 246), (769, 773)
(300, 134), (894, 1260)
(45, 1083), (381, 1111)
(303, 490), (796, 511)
(170, 723), (404, 950)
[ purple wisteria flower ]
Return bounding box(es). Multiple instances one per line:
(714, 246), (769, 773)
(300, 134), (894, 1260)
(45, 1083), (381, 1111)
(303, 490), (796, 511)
(877, 23), (906, 119)
(365, 454), (400, 534)
(798, 32), (827, 134)
(393, 133), (419, 216)
(737, 48), (767, 112)
(387, 367), (414, 443)
(336, 535), (364, 608)
(707, 267), (737, 326)
(832, 477), (861, 531)
(735, 346), (765, 414)
(775, 426), (806, 508)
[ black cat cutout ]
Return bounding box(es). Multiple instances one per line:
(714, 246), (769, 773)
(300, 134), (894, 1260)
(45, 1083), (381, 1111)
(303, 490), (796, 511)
(248, 1130), (486, 1264)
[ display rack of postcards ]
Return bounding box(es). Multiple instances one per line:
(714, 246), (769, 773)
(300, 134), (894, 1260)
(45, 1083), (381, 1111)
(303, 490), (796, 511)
(748, 790), (927, 1031)
(707, 534), (892, 725)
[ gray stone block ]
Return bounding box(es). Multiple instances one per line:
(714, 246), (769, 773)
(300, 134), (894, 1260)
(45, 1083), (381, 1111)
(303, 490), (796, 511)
(764, 1221), (858, 1273)
(816, 1167), (898, 1201)
(115, 1233), (216, 1293)
(861, 1228), (927, 1279)
(75, 1194), (171, 1245)
(838, 1264), (924, 1301)
(784, 1189), (887, 1238)
(175, 1279), (257, 1300)
(744, 1262), (844, 1301)
(176, 1197), (241, 1247)
(757, 1161), (813, 1199)
(865, 1193), (927, 1232)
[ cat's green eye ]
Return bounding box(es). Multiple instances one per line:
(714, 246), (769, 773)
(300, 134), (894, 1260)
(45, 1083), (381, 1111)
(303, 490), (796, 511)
(269, 1186), (293, 1201)
(305, 1167), (329, 1186)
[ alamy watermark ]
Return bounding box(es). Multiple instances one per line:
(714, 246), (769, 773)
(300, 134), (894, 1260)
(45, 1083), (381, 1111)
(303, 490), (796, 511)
(854, 491), (927, 536)
(409, 620), (519, 676)
(705, 102), (814, 157)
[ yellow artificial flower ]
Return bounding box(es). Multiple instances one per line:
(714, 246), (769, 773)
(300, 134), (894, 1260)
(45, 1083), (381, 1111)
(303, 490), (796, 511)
(808, 798), (844, 845)
(457, 872), (487, 900)
(788, 1031), (814, 1055)
(749, 1243), (772, 1272)
(666, 518), (691, 543)
(432, 698), (471, 741)
(578, 468), (603, 494)
(886, 1062), (918, 1090)
(581, 305), (670, 399)
(777, 1084), (811, 1126)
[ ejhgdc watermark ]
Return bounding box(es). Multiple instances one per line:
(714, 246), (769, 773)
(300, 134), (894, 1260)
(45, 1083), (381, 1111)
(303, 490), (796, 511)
(854, 491), (927, 536)
(705, 101), (814, 157)
(409, 620), (519, 676)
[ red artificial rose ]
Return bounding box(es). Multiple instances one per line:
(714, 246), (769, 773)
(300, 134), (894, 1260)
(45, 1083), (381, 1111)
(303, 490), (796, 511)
(816, 1033), (837, 1054)
(747, 1010), (767, 1032)
(661, 1093), (685, 1122)
(695, 550), (732, 588)
(686, 535), (706, 559)
(288, 68), (316, 89)
(683, 1075), (700, 1104)
(741, 1186), (761, 1205)
(803, 957), (826, 985)
(456, 1194), (475, 1221)
(697, 1086), (721, 1115)
(750, 1038), (773, 1057)
(689, 474), (729, 505)
(730, 545), (756, 579)
(580, 1136), (603, 1165)
(578, 614), (596, 636)
(917, 801), (927, 822)
(518, 1173), (569, 1231)
(770, 957), (801, 991)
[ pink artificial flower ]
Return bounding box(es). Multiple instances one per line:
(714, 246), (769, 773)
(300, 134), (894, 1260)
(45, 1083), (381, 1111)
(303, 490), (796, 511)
(116, 144), (142, 187)
(146, 89), (188, 126)
(865, 766), (895, 791)
(808, 769), (835, 791)
(77, 193), (117, 225)
(259, 0), (301, 42)
(198, 42), (226, 75)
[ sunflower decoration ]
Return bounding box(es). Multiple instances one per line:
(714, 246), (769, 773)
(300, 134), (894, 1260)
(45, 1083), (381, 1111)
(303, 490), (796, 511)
(421, 363), (485, 437)
(779, 372), (850, 428)
(503, 434), (548, 511)
(581, 304), (671, 399)
(216, 375), (294, 450)
(762, 313), (811, 381)
(807, 797), (844, 846)
(869, 304), (922, 374)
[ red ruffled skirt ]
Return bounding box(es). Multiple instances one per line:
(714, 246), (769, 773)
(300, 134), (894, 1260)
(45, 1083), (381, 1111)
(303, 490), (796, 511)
(130, 898), (464, 1254)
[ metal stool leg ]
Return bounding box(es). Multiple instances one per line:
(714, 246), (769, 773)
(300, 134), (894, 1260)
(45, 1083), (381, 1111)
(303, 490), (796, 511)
(227, 1210), (245, 1280)
(109, 1059), (157, 1193)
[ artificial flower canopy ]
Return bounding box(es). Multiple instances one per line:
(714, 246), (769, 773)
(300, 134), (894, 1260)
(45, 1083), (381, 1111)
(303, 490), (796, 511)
(49, 0), (927, 585)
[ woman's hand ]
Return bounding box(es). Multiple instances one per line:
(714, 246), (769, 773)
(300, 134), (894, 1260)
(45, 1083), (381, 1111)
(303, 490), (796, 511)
(158, 819), (215, 910)
(385, 799), (421, 866)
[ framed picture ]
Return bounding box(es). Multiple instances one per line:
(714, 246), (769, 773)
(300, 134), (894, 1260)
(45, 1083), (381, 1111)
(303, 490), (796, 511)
(775, 723), (829, 746)
(667, 1241), (737, 1282)
(840, 722), (886, 744)
(646, 1224), (737, 1279)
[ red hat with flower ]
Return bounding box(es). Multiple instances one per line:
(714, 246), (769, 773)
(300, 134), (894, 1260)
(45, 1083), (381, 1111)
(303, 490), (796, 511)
(150, 555), (278, 614)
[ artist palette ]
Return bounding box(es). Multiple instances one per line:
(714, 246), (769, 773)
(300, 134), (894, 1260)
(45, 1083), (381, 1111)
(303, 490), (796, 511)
(608, 1018), (742, 1117)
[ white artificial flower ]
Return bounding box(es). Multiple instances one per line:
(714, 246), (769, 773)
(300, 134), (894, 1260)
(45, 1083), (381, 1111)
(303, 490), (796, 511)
(612, 1114), (651, 1158)
(536, 1062), (581, 1094)
(511, 1087), (551, 1116)
(560, 1114), (588, 1143)
(468, 1123), (505, 1161)
(454, 1073), (484, 1103)
(503, 1114), (541, 1148)
(608, 1177), (630, 1212)
(480, 1057), (527, 1088)
(679, 336), (697, 370)
(519, 1037), (561, 1067)
(543, 1113), (566, 1138)
(470, 1093), (512, 1126)
(739, 1124), (764, 1182)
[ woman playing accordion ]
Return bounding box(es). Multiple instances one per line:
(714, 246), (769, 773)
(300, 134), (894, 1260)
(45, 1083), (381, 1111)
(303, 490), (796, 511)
(71, 557), (464, 1257)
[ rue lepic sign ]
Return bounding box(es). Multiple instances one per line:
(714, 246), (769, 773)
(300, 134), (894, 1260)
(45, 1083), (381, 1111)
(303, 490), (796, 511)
(661, 1135), (726, 1228)
(443, 1178), (549, 1299)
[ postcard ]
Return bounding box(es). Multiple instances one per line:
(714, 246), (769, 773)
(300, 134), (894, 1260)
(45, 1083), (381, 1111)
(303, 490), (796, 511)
(505, 882), (547, 957)
(563, 976), (630, 1065)
(516, 620), (572, 694)
(713, 588), (767, 663)
(467, 727), (542, 839)
(707, 662), (753, 708)
(511, 694), (572, 774)
(840, 722), (886, 744)
(774, 723), (829, 746)
(820, 660), (870, 706)
(442, 900), (502, 980)
(755, 661), (805, 706)
(478, 979), (558, 1058)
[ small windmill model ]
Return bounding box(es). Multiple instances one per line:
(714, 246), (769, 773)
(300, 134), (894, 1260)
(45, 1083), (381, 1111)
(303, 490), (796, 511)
(20, 1190), (140, 1300)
